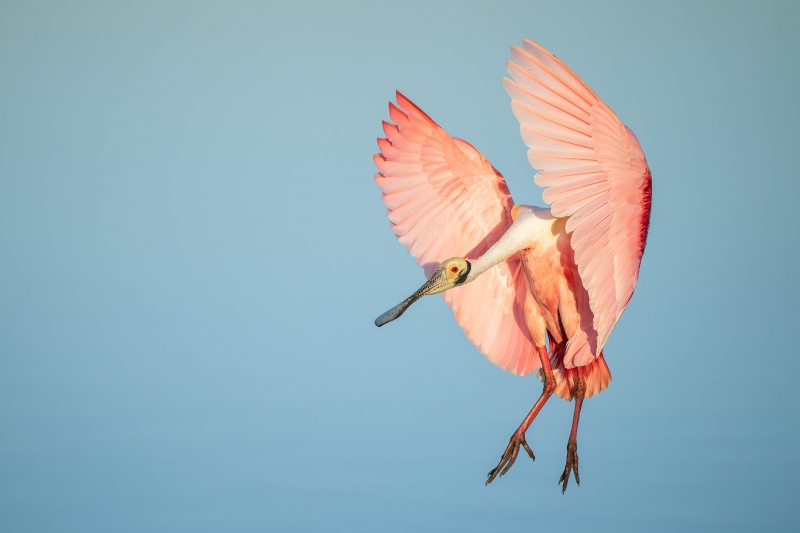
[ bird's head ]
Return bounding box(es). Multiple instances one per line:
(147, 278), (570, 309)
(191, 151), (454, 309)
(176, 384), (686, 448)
(422, 257), (472, 295)
(374, 257), (471, 327)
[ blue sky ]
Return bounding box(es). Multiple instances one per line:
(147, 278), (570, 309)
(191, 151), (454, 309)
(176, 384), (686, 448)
(1, 1), (799, 531)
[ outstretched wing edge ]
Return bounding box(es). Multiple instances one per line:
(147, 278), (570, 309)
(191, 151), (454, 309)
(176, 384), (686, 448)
(374, 92), (540, 376)
(504, 39), (652, 367)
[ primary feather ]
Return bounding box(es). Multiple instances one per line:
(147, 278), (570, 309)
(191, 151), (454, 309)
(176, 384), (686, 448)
(504, 39), (652, 367)
(374, 92), (540, 376)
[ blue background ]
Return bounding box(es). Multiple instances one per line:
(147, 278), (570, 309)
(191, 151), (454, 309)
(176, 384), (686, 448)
(2, 1), (799, 531)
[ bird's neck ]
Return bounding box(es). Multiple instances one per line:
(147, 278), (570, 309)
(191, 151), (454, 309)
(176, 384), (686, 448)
(465, 206), (554, 283)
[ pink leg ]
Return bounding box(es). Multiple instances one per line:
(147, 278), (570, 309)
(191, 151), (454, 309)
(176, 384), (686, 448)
(559, 375), (586, 493)
(486, 345), (555, 485)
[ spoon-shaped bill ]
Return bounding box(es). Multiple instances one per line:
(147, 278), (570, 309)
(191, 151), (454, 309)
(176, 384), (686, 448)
(374, 296), (417, 327)
(374, 268), (451, 327)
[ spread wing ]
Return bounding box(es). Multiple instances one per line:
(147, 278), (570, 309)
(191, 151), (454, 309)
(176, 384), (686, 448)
(374, 92), (539, 375)
(504, 39), (652, 367)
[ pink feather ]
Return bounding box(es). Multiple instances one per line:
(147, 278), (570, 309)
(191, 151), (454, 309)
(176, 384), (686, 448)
(374, 92), (539, 375)
(506, 40), (652, 363)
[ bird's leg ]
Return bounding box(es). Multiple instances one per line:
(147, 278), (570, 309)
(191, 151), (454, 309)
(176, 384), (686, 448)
(486, 345), (555, 485)
(559, 374), (586, 494)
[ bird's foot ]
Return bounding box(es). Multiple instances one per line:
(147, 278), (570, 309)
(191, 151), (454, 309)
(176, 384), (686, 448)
(485, 431), (535, 485)
(558, 439), (580, 494)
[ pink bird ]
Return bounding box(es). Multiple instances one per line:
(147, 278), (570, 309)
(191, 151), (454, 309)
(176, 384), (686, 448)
(373, 39), (652, 493)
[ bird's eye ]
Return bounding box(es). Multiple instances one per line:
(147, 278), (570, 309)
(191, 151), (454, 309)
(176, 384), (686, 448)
(450, 266), (459, 273)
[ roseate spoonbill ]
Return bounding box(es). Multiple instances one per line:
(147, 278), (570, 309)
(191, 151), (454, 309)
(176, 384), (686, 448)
(373, 39), (651, 493)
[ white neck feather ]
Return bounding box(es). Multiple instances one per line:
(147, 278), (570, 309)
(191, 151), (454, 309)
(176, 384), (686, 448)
(465, 206), (554, 283)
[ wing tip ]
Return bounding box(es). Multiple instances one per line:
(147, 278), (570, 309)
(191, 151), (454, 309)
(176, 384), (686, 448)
(388, 101), (407, 120)
(520, 38), (542, 53)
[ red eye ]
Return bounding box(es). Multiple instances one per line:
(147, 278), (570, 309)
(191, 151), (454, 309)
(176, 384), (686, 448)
(450, 266), (458, 273)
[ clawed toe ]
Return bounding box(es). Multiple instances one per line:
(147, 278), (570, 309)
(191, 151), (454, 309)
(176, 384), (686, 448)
(486, 433), (535, 485)
(558, 439), (580, 494)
